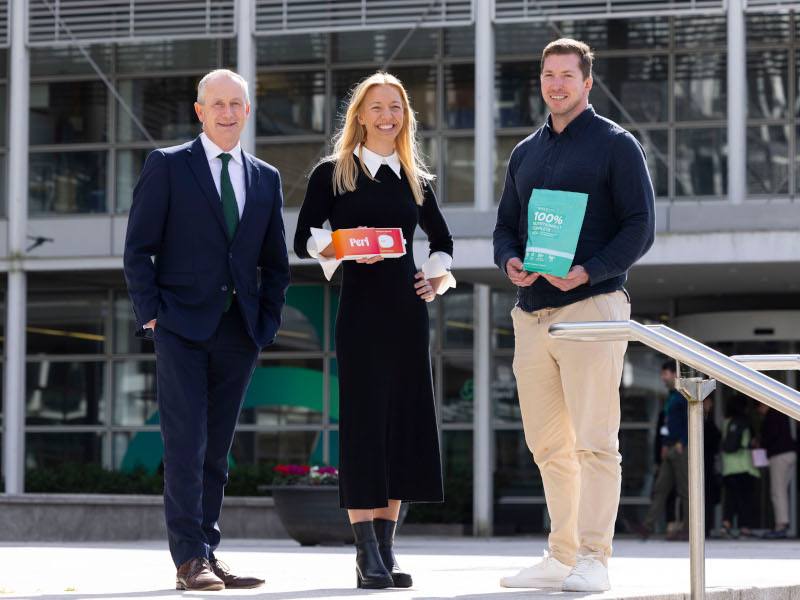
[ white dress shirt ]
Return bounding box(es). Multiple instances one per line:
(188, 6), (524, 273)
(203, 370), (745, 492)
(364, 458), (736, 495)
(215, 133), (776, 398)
(200, 132), (246, 218)
(355, 144), (402, 179)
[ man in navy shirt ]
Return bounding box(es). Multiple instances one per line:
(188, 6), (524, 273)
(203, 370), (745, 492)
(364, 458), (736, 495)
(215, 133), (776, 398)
(495, 39), (655, 592)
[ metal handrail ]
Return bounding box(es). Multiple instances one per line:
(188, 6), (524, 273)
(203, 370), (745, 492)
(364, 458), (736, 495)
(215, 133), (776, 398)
(547, 320), (800, 600)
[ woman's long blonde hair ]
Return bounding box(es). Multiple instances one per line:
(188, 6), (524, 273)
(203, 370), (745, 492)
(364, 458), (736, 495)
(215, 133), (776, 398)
(325, 72), (434, 206)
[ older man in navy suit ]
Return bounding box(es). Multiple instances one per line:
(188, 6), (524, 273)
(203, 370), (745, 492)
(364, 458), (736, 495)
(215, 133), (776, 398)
(124, 69), (289, 591)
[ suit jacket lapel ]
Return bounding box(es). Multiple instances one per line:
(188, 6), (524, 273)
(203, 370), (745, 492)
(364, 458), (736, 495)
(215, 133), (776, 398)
(187, 136), (228, 237)
(235, 150), (261, 241)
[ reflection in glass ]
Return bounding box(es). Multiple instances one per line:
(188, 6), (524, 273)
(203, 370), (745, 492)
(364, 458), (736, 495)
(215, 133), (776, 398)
(558, 17), (670, 51)
(675, 129), (727, 197)
(112, 431), (163, 471)
(495, 136), (520, 202)
(444, 26), (476, 58)
(493, 356), (519, 423)
(444, 137), (474, 204)
(257, 143), (324, 208)
(117, 78), (199, 143)
(30, 82), (107, 144)
(442, 285), (473, 349)
(26, 361), (105, 425)
(29, 151), (107, 214)
(674, 15), (726, 48)
(332, 66), (436, 131)
(113, 293), (155, 354)
(26, 432), (104, 470)
(27, 293), (107, 355)
(0, 153), (6, 218)
(332, 29), (439, 63)
(266, 285), (325, 353)
(495, 429), (544, 497)
(592, 55), (668, 124)
(495, 62), (545, 129)
(747, 12), (791, 46)
(256, 71), (325, 135)
(630, 129), (669, 198)
(257, 34), (327, 66)
(442, 356), (472, 423)
(620, 428), (654, 497)
(445, 64), (475, 129)
(674, 53), (726, 121)
(620, 347), (666, 424)
(231, 430), (323, 465)
(748, 125), (789, 195)
(114, 361), (157, 426)
(116, 40), (220, 73)
(31, 46), (112, 77)
(491, 290), (516, 350)
(747, 51), (788, 120)
(240, 359), (324, 426)
(0, 85), (6, 145)
(116, 149), (148, 214)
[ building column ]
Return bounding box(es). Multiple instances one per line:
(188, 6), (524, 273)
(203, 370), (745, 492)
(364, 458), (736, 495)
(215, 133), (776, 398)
(3, 0), (30, 494)
(474, 0), (494, 210)
(473, 284), (493, 536)
(727, 0), (746, 204)
(237, 0), (257, 154)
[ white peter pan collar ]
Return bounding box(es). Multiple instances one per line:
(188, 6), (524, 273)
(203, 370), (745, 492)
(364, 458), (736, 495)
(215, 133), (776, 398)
(354, 144), (402, 179)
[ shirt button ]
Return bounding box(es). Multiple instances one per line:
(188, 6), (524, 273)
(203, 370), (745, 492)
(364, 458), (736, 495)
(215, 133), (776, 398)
(221, 285), (228, 292)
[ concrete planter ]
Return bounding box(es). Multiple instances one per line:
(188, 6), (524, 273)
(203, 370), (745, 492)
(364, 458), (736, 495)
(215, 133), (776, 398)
(0, 494), (288, 542)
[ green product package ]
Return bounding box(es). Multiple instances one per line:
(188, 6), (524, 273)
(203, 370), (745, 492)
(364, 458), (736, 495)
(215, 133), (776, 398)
(523, 188), (589, 277)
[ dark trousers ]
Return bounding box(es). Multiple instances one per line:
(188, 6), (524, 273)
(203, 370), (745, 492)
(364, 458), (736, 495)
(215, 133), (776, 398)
(722, 473), (757, 529)
(644, 444), (689, 530)
(154, 302), (259, 567)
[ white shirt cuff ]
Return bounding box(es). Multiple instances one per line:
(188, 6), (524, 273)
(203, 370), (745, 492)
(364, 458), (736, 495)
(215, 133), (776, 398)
(422, 252), (456, 295)
(306, 229), (342, 281)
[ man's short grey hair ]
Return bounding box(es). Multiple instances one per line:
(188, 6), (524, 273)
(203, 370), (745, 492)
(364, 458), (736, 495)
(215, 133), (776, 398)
(197, 69), (250, 104)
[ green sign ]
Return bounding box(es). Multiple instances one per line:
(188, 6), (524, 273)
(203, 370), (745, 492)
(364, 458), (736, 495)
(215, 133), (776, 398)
(524, 188), (588, 277)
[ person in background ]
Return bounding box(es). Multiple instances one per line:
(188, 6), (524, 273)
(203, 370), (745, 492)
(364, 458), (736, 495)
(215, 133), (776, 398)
(756, 403), (797, 539)
(720, 396), (759, 538)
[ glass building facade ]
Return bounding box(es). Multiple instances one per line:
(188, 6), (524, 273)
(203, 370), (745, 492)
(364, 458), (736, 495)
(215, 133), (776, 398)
(1, 3), (798, 534)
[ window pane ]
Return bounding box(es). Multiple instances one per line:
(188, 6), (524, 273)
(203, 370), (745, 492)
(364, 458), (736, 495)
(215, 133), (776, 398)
(592, 55), (668, 124)
(493, 355), (519, 423)
(0, 153), (6, 218)
(116, 40), (220, 73)
(444, 63), (475, 129)
(444, 26), (475, 58)
(28, 293), (107, 355)
(495, 23), (554, 57)
(495, 62), (545, 129)
(492, 290), (516, 350)
(26, 361), (106, 425)
(26, 432), (104, 471)
(748, 125), (789, 196)
(270, 285), (325, 352)
(116, 149), (148, 214)
(113, 293), (154, 354)
(442, 356), (472, 423)
(240, 358), (324, 426)
(30, 81), (107, 144)
(675, 129), (727, 197)
(620, 347), (665, 424)
(231, 430), (323, 465)
(630, 129), (669, 198)
(332, 29), (439, 63)
(747, 12), (791, 46)
(256, 71), (326, 135)
(674, 15), (726, 48)
(332, 66), (437, 131)
(0, 84), (6, 145)
(495, 429), (544, 498)
(257, 34), (327, 66)
(495, 135), (520, 202)
(444, 137), (473, 204)
(113, 360), (157, 426)
(442, 284), (473, 349)
(257, 142), (324, 208)
(620, 428), (654, 497)
(29, 151), (108, 214)
(675, 53), (727, 121)
(747, 50), (789, 120)
(112, 430), (164, 472)
(31, 46), (112, 77)
(117, 77), (199, 143)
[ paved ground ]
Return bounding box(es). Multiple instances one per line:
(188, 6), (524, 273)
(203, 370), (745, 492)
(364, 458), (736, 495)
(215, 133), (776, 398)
(0, 537), (798, 599)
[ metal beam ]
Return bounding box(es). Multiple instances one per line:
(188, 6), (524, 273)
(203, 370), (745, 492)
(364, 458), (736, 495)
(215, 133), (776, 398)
(472, 283), (493, 536)
(474, 0), (494, 211)
(238, 0), (257, 155)
(728, 0), (747, 204)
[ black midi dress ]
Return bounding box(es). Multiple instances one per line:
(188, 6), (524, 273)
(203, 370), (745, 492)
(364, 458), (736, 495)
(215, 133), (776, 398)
(294, 159), (453, 509)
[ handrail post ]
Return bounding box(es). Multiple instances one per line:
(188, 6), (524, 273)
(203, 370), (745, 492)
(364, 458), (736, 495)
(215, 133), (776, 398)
(675, 373), (715, 600)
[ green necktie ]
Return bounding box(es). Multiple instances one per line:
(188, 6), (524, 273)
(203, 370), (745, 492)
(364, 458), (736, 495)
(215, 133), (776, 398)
(218, 153), (239, 241)
(218, 153), (239, 311)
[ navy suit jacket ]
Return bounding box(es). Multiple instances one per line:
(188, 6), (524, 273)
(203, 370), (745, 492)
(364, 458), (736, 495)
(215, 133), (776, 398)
(123, 136), (290, 349)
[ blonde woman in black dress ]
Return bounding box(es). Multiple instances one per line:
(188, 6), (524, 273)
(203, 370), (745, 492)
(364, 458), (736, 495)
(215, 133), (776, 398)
(294, 72), (454, 589)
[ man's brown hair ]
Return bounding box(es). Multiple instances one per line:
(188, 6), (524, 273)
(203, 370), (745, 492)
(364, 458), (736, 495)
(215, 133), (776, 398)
(541, 38), (594, 80)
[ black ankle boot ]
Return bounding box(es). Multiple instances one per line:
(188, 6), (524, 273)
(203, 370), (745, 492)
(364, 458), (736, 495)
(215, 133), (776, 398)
(373, 518), (412, 588)
(351, 521), (393, 589)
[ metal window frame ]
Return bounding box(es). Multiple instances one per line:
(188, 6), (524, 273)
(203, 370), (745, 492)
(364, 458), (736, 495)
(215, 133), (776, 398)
(26, 0), (237, 48)
(0, 0), (8, 48)
(493, 0), (726, 22)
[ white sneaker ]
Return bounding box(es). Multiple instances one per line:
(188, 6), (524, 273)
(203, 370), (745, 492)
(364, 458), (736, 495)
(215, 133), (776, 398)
(562, 556), (611, 592)
(499, 550), (572, 588)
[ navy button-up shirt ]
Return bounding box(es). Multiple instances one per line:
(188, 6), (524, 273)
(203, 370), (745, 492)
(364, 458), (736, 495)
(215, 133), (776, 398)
(493, 105), (655, 311)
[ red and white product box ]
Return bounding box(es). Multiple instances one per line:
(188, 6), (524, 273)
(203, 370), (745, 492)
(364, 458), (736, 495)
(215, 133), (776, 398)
(331, 227), (406, 260)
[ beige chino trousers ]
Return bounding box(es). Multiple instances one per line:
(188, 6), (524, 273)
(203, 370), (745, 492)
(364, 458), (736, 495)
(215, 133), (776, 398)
(511, 291), (630, 566)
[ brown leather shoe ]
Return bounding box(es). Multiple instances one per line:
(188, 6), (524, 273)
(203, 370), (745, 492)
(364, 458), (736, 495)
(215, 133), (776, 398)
(176, 557), (225, 591)
(210, 558), (265, 589)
